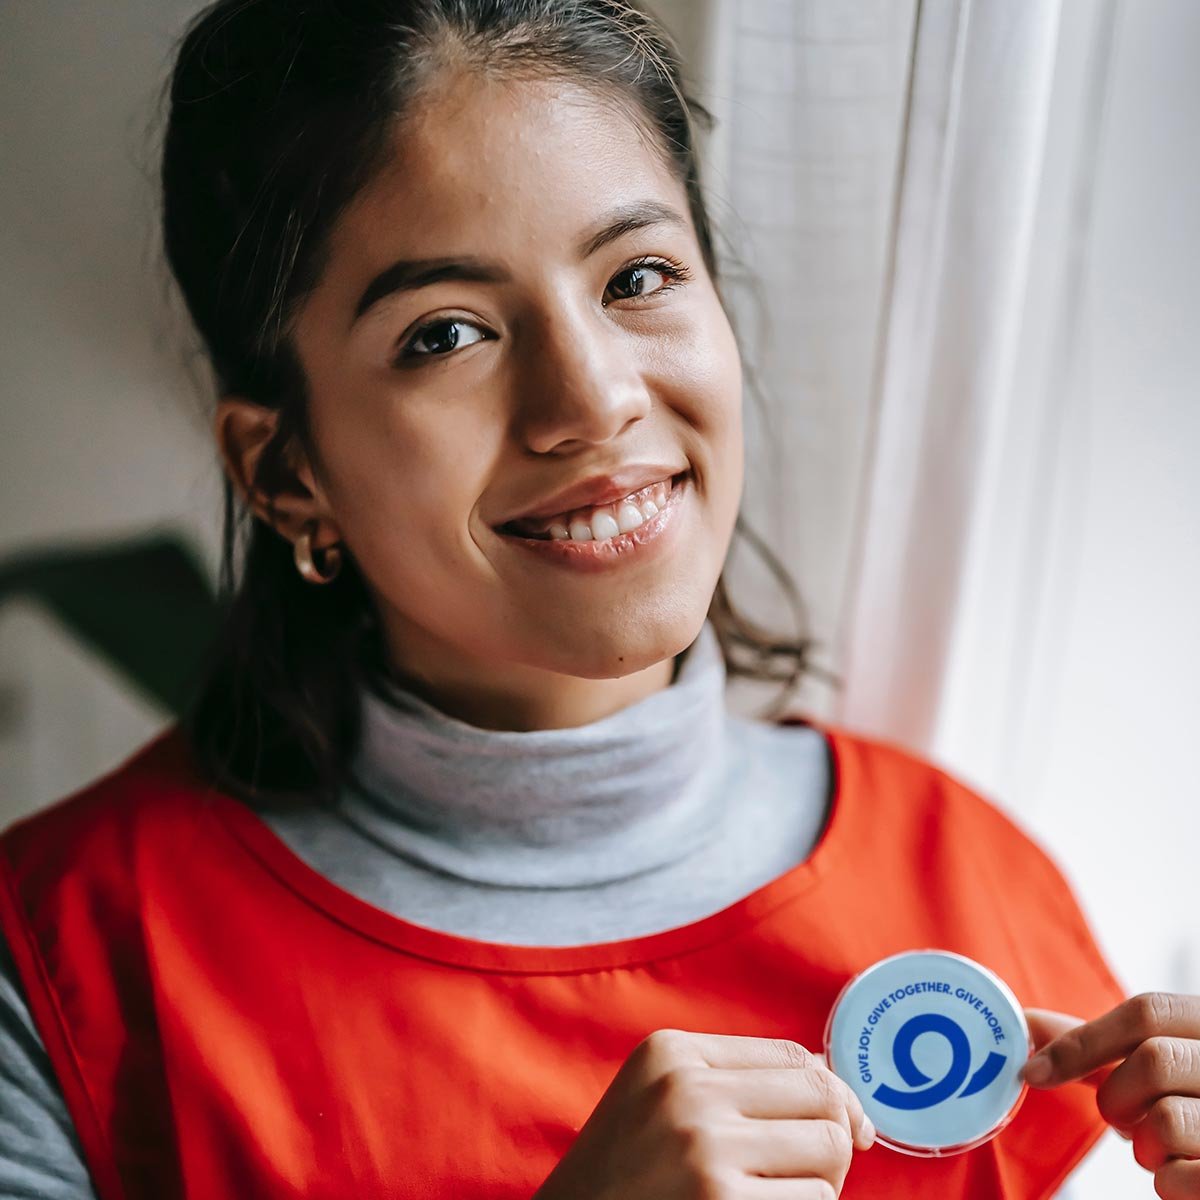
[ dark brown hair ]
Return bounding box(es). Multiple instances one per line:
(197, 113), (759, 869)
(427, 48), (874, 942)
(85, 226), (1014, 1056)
(160, 0), (836, 807)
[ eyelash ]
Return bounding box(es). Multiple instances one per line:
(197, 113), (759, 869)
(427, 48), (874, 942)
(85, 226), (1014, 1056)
(392, 254), (694, 366)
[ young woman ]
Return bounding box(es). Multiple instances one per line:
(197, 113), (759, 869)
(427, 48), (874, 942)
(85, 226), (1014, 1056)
(1, 2), (1197, 1198)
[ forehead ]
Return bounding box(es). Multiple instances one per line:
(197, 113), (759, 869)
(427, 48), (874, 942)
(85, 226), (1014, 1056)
(327, 72), (685, 269)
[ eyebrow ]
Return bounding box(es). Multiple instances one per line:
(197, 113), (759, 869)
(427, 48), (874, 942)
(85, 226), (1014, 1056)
(350, 198), (688, 326)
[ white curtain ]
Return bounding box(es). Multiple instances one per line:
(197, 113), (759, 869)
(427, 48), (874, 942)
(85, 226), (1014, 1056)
(834, 0), (1116, 802)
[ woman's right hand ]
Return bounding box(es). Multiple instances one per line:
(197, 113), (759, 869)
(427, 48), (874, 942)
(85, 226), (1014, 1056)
(532, 1027), (876, 1200)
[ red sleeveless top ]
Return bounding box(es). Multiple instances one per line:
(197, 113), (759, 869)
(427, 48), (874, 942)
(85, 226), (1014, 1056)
(0, 715), (1125, 1199)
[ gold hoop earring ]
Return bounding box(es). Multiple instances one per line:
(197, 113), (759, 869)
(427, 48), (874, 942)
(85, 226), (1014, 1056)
(294, 522), (343, 584)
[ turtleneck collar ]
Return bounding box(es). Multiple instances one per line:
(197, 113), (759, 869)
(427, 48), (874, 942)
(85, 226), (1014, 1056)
(337, 619), (730, 887)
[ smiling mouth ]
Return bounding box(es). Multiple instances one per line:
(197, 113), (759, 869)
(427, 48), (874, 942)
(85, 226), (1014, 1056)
(497, 471), (690, 542)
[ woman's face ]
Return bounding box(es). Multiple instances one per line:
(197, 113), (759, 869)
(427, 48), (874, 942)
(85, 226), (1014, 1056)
(262, 72), (743, 727)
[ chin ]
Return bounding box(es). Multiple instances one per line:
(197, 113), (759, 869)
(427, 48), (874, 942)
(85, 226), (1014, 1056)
(519, 609), (706, 680)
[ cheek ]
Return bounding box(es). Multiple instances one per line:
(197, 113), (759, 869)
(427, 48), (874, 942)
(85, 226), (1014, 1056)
(669, 301), (745, 472)
(668, 295), (743, 425)
(689, 312), (745, 538)
(314, 399), (492, 578)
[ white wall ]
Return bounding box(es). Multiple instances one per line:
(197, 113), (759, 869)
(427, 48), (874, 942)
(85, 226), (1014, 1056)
(0, 1), (221, 815)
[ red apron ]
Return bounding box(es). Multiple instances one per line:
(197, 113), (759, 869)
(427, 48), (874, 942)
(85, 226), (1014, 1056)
(0, 715), (1126, 1199)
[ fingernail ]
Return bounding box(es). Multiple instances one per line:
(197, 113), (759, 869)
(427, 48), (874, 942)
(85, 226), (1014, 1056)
(1023, 1054), (1053, 1085)
(862, 1115), (876, 1146)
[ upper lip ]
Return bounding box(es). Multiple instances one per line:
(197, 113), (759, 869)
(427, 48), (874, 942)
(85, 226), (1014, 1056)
(497, 463), (688, 528)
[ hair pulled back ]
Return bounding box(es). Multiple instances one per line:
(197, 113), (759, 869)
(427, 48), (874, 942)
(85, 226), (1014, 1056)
(161, 0), (827, 806)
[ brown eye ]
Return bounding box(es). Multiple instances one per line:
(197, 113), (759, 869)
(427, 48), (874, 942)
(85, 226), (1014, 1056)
(604, 256), (693, 306)
(397, 317), (487, 363)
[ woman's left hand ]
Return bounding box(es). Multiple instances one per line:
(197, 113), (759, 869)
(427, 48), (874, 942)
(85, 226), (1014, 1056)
(1022, 993), (1200, 1199)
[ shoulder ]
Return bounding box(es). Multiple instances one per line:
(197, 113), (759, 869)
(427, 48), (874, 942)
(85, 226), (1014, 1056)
(0, 730), (206, 1200)
(814, 715), (1127, 1013)
(0, 724), (215, 913)
(813, 715), (1069, 890)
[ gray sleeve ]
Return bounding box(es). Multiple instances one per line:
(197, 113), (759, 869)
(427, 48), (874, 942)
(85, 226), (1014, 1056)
(0, 930), (98, 1199)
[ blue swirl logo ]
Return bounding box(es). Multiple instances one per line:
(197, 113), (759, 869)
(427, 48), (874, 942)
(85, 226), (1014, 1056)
(872, 1013), (1007, 1110)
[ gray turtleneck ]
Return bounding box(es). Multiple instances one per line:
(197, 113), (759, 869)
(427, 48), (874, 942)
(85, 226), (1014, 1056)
(269, 617), (832, 943)
(0, 619), (830, 1195)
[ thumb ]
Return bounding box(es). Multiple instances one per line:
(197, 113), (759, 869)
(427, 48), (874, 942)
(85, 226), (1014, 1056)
(1024, 1007), (1085, 1053)
(1022, 1008), (1115, 1092)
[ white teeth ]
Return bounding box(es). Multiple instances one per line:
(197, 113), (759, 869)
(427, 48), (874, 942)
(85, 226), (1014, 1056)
(563, 495), (654, 543)
(521, 475), (681, 542)
(591, 512), (622, 540)
(615, 503), (645, 534)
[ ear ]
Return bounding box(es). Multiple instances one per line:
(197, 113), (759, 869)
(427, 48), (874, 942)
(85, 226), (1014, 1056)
(213, 395), (341, 549)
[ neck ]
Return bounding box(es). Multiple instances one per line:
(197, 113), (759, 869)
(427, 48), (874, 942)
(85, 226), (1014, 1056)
(336, 618), (730, 887)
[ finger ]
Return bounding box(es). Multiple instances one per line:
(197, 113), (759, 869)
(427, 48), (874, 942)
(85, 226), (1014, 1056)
(641, 1032), (874, 1152)
(1154, 1156), (1200, 1200)
(1023, 1009), (1114, 1089)
(1095, 1037), (1200, 1128)
(737, 1180), (854, 1197)
(732, 1117), (854, 1191)
(725, 1067), (876, 1151)
(1025, 1008), (1085, 1053)
(1130, 1096), (1200, 1172)
(660, 1031), (821, 1073)
(1022, 993), (1200, 1088)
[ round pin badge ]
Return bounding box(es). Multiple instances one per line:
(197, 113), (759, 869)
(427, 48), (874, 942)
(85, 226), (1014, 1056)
(824, 949), (1032, 1157)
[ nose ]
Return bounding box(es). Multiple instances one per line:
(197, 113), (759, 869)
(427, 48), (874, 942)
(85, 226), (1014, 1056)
(513, 302), (654, 455)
